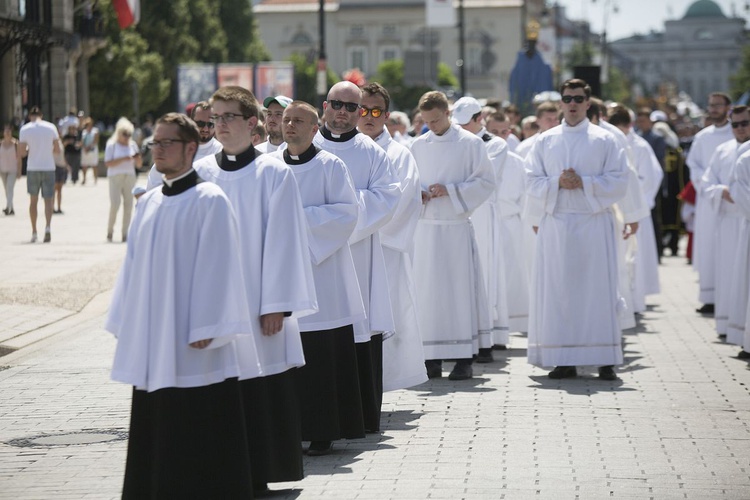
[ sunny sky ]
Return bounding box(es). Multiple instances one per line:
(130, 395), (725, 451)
(553, 0), (749, 41)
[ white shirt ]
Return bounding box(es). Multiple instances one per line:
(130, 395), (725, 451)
(104, 141), (138, 177)
(20, 119), (59, 172)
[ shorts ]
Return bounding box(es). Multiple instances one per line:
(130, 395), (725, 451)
(27, 170), (55, 198)
(55, 166), (68, 184)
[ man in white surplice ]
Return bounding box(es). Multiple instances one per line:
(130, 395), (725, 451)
(728, 143), (750, 359)
(411, 91), (495, 381)
(453, 96), (510, 362)
(358, 83), (427, 392)
(525, 79), (629, 381)
(687, 93), (734, 314)
(313, 81), (400, 433)
(702, 105), (750, 340)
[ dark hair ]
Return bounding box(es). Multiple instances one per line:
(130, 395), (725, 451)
(190, 101), (211, 119)
(586, 97), (603, 121)
(156, 112), (201, 146)
(636, 107), (652, 119)
(560, 79), (592, 98)
(608, 106), (632, 127)
(487, 111), (508, 123)
(731, 105), (749, 117)
(210, 86), (260, 120)
(361, 82), (391, 111)
(29, 106), (41, 116)
(709, 93), (731, 106)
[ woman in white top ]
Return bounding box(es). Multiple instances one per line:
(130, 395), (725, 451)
(0, 124), (21, 215)
(80, 117), (99, 185)
(104, 117), (141, 242)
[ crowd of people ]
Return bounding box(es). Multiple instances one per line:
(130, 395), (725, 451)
(4, 79), (749, 497)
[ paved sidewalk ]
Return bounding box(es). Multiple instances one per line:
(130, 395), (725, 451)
(1, 179), (749, 499)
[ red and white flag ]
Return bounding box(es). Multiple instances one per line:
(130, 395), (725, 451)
(113, 0), (140, 29)
(426, 0), (455, 28)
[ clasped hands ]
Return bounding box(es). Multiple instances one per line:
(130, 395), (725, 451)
(559, 168), (582, 190)
(422, 183), (448, 203)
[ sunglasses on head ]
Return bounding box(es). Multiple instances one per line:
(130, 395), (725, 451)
(329, 99), (360, 113)
(194, 120), (214, 129)
(360, 106), (383, 118)
(732, 120), (750, 129)
(561, 95), (587, 104)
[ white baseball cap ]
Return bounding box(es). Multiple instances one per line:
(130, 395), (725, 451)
(451, 97), (482, 125)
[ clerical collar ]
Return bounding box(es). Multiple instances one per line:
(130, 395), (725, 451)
(284, 144), (320, 165)
(321, 125), (359, 143)
(162, 169), (200, 196)
(219, 145), (258, 171)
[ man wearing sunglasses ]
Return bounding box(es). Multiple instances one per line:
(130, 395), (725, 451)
(314, 81), (400, 437)
(193, 86), (318, 496)
(145, 101), (222, 191)
(525, 78), (629, 382)
(701, 105), (750, 344)
(687, 93), (734, 315)
(452, 96), (511, 360)
(357, 82), (427, 393)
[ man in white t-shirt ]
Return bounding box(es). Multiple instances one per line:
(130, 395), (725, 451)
(19, 106), (60, 243)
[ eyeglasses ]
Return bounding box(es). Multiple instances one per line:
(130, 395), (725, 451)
(360, 106), (384, 118)
(194, 120), (214, 129)
(732, 120), (750, 128)
(329, 100), (361, 113)
(151, 139), (186, 149)
(121, 132), (132, 137)
(561, 95), (587, 104)
(210, 113), (249, 124)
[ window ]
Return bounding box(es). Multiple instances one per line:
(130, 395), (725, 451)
(348, 46), (368, 72)
(350, 24), (365, 38)
(383, 25), (397, 37)
(467, 46), (482, 75)
(380, 46), (400, 63)
(290, 32), (313, 46)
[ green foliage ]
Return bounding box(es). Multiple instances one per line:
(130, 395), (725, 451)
(88, 0), (270, 120)
(566, 41), (594, 71)
(374, 59), (457, 111)
(288, 53), (338, 107)
(730, 45), (750, 101)
(602, 66), (631, 105)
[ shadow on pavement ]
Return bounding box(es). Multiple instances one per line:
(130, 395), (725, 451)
(380, 409), (422, 432)
(527, 375), (637, 394)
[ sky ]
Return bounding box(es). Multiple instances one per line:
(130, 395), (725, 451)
(553, 0), (749, 41)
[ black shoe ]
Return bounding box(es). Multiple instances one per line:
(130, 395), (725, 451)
(598, 365), (618, 381)
(448, 360), (473, 380)
(122, 235), (127, 243)
(7, 209), (13, 215)
(475, 347), (494, 363)
(737, 350), (750, 359)
(696, 304), (714, 314)
(425, 360), (442, 379)
(492, 344), (508, 350)
(718, 333), (727, 340)
(43, 231), (51, 243)
(253, 483), (270, 497)
(307, 440), (333, 456)
(548, 366), (577, 379)
(2, 208), (6, 215)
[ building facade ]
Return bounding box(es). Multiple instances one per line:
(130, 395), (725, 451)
(0, 0), (105, 124)
(609, 0), (747, 107)
(253, 0), (524, 103)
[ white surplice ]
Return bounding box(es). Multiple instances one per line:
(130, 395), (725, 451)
(145, 137), (223, 191)
(193, 153), (318, 377)
(270, 148), (366, 332)
(470, 129), (509, 344)
(525, 119), (629, 368)
(731, 147), (750, 351)
(515, 133), (539, 159)
(411, 123), (495, 360)
(628, 130), (664, 312)
(107, 181), (260, 392)
(687, 122), (734, 302)
(372, 127), (428, 391)
(256, 140), (287, 154)
(314, 130), (401, 342)
(497, 151), (533, 332)
(703, 139), (744, 336)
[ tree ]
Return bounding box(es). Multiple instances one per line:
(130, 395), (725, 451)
(602, 66), (631, 105)
(566, 41), (594, 70)
(220, 0), (270, 62)
(373, 60), (458, 111)
(730, 45), (750, 101)
(288, 53), (338, 107)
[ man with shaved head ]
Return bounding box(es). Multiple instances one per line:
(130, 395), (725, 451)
(313, 82), (400, 450)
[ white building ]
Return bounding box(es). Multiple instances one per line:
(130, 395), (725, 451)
(609, 0), (747, 106)
(253, 0), (524, 103)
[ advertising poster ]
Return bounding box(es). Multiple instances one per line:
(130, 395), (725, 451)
(254, 62), (294, 101)
(217, 64), (255, 92)
(177, 64), (216, 112)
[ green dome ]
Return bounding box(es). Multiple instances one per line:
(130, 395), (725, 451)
(683, 0), (726, 19)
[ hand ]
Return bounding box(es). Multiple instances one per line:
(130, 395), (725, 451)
(189, 339), (213, 349)
(559, 168), (582, 190)
(260, 312), (285, 336)
(722, 188), (734, 203)
(533, 226), (538, 235)
(421, 190), (431, 204)
(428, 183), (447, 198)
(623, 222), (639, 240)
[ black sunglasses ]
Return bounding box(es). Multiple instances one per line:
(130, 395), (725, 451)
(732, 120), (750, 129)
(195, 120), (214, 129)
(561, 95), (587, 104)
(329, 99), (360, 113)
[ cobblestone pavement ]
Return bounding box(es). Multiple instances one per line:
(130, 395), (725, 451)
(1, 179), (749, 499)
